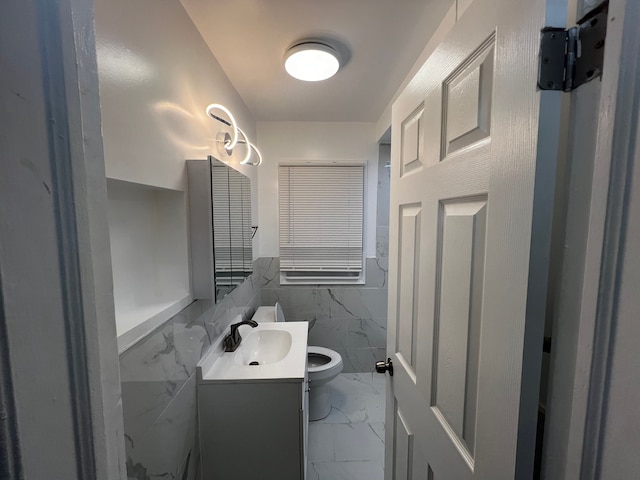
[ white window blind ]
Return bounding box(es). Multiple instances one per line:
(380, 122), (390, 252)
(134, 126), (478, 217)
(279, 165), (364, 279)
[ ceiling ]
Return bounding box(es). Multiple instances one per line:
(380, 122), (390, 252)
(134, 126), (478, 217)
(180, 0), (452, 122)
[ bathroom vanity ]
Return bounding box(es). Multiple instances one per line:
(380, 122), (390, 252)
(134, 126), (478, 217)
(197, 321), (309, 480)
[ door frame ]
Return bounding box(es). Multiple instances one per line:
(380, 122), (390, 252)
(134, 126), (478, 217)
(1, 0), (126, 478)
(540, 0), (639, 477)
(3, 0), (636, 477)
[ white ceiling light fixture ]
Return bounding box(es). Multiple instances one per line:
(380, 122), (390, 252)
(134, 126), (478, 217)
(284, 42), (341, 82)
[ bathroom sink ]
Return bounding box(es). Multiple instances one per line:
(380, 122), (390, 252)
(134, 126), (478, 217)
(233, 329), (292, 366)
(197, 321), (308, 382)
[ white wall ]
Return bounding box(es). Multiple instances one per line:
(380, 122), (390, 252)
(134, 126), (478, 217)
(107, 180), (192, 341)
(95, 0), (257, 190)
(94, 0), (259, 340)
(256, 122), (378, 258)
(375, 3), (457, 141)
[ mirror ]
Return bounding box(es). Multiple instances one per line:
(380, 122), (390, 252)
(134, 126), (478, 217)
(211, 158), (253, 299)
(187, 156), (253, 302)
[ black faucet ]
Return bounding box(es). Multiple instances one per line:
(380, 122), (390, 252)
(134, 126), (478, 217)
(223, 319), (258, 352)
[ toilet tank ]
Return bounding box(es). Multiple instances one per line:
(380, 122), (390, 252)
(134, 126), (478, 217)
(251, 302), (285, 323)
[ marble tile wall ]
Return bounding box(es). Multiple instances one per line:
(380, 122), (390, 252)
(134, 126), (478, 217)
(256, 257), (388, 373)
(119, 274), (260, 480)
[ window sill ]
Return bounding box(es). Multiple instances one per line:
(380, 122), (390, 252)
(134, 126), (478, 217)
(279, 273), (365, 286)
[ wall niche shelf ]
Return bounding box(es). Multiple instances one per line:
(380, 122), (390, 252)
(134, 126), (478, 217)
(107, 179), (192, 353)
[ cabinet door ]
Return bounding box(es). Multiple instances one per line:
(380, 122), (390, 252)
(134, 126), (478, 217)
(199, 382), (303, 480)
(186, 159), (216, 299)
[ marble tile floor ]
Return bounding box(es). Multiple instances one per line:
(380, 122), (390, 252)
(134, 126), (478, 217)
(307, 373), (386, 480)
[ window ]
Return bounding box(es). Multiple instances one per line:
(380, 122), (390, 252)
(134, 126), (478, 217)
(279, 164), (364, 283)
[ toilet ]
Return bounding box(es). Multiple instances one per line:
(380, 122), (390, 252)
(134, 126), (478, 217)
(251, 303), (344, 421)
(306, 345), (343, 420)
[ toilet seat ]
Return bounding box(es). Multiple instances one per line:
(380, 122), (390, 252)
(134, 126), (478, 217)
(307, 346), (343, 384)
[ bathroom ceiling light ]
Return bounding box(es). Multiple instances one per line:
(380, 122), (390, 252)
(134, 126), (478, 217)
(284, 42), (341, 82)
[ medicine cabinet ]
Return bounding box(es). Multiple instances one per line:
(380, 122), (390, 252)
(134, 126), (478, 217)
(187, 156), (253, 301)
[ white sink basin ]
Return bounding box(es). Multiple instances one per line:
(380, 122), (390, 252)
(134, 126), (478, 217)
(197, 321), (308, 383)
(233, 329), (292, 366)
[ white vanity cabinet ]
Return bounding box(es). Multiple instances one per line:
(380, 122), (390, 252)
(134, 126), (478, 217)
(197, 321), (309, 479)
(198, 376), (309, 480)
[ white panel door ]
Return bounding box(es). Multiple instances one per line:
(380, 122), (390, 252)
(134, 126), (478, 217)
(384, 0), (565, 478)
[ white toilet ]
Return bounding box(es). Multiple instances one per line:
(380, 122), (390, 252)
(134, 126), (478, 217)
(251, 303), (344, 421)
(306, 345), (343, 420)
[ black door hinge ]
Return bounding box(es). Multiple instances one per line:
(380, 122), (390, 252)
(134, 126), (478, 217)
(538, 2), (608, 91)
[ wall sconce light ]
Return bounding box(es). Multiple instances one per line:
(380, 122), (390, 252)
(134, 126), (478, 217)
(205, 103), (262, 166)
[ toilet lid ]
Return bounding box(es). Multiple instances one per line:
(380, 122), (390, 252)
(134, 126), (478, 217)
(275, 302), (285, 322)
